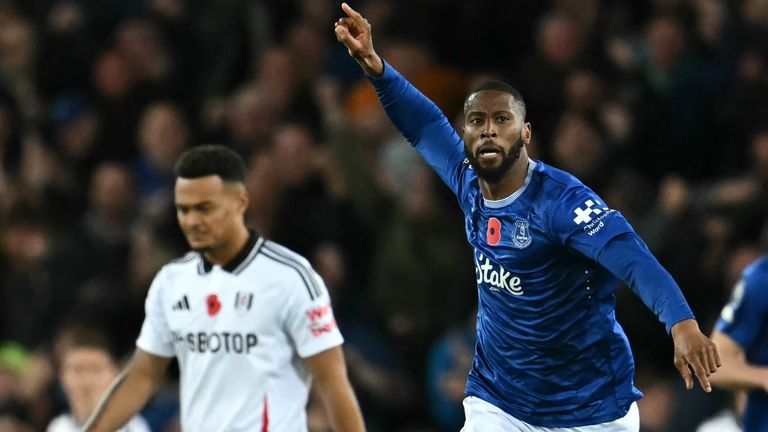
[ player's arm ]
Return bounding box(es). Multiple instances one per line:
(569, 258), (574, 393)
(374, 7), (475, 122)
(334, 3), (382, 78)
(306, 346), (366, 432)
(83, 348), (171, 432)
(334, 1), (456, 138)
(552, 190), (720, 391)
(709, 330), (768, 392)
(710, 265), (768, 393)
(334, 3), (466, 195)
(596, 233), (721, 392)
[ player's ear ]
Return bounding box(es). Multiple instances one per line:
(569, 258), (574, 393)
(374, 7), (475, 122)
(229, 183), (248, 213)
(238, 187), (249, 212)
(522, 122), (532, 144)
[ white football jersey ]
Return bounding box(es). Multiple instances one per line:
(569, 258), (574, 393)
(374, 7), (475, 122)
(46, 413), (151, 432)
(136, 235), (344, 432)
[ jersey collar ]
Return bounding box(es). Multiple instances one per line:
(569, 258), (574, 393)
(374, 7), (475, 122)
(200, 230), (261, 274)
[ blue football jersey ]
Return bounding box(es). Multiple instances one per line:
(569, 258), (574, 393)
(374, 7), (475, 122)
(716, 256), (768, 432)
(369, 60), (692, 427)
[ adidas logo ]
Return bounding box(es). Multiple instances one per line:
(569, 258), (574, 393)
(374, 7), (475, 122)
(172, 295), (190, 311)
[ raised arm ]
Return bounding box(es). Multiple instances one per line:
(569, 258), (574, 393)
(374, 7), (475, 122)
(334, 2), (454, 141)
(334, 3), (383, 78)
(83, 349), (171, 432)
(306, 346), (366, 432)
(334, 3), (466, 196)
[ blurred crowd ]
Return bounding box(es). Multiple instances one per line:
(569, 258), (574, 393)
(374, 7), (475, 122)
(0, 0), (765, 431)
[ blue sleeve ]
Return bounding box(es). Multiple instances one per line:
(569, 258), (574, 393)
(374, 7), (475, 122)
(549, 186), (634, 259)
(367, 60), (468, 198)
(597, 232), (695, 333)
(715, 260), (768, 351)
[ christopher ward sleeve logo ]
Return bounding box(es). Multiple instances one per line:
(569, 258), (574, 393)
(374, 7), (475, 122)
(572, 200), (603, 224)
(572, 199), (614, 236)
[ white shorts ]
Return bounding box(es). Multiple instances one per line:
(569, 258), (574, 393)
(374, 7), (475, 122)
(460, 396), (640, 432)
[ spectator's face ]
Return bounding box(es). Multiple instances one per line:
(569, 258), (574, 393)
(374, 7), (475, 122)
(59, 112), (99, 160)
(175, 176), (247, 253)
(538, 17), (582, 67)
(647, 18), (685, 70)
(2, 223), (48, 273)
(139, 103), (189, 171)
(60, 347), (118, 422)
(89, 164), (134, 219)
(552, 115), (602, 178)
(271, 125), (315, 186)
(0, 20), (35, 74)
(93, 51), (133, 100)
(462, 90), (530, 183)
(227, 87), (277, 143)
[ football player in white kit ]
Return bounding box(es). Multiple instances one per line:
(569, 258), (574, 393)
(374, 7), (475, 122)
(84, 145), (366, 432)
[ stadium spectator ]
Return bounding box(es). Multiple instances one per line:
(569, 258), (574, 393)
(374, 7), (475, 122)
(46, 326), (150, 432)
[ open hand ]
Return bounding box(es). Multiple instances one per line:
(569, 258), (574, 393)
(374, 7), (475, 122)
(334, 2), (384, 77)
(671, 319), (722, 392)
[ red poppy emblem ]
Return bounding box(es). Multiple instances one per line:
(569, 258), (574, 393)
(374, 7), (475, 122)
(487, 218), (501, 246)
(206, 294), (221, 316)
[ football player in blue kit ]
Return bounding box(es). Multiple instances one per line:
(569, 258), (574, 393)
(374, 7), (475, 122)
(334, 3), (721, 431)
(711, 255), (768, 432)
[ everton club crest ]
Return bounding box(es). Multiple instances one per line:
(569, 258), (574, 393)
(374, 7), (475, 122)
(512, 219), (532, 249)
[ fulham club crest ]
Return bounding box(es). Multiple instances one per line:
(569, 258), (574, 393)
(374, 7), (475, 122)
(234, 292), (254, 315)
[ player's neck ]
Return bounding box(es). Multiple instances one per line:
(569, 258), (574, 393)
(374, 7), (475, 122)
(204, 225), (251, 267)
(479, 154), (530, 201)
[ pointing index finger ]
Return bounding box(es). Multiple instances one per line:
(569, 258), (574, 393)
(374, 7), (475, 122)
(341, 2), (365, 24)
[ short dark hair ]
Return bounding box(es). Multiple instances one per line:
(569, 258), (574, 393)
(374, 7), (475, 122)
(464, 80), (527, 120)
(174, 145), (246, 184)
(68, 328), (111, 352)
(57, 323), (114, 359)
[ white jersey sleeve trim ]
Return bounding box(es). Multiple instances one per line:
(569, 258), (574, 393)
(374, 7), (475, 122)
(260, 243), (322, 300)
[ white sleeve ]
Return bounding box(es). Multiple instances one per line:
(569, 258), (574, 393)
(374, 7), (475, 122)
(284, 269), (344, 358)
(121, 415), (153, 432)
(135, 269), (176, 357)
(45, 415), (70, 432)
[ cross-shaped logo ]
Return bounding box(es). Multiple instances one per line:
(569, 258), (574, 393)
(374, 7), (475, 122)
(573, 200), (602, 225)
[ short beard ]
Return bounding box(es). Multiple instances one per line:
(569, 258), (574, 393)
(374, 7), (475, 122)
(464, 136), (524, 183)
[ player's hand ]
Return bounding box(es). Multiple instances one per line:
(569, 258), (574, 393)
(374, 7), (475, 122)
(334, 2), (384, 77)
(671, 319), (722, 392)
